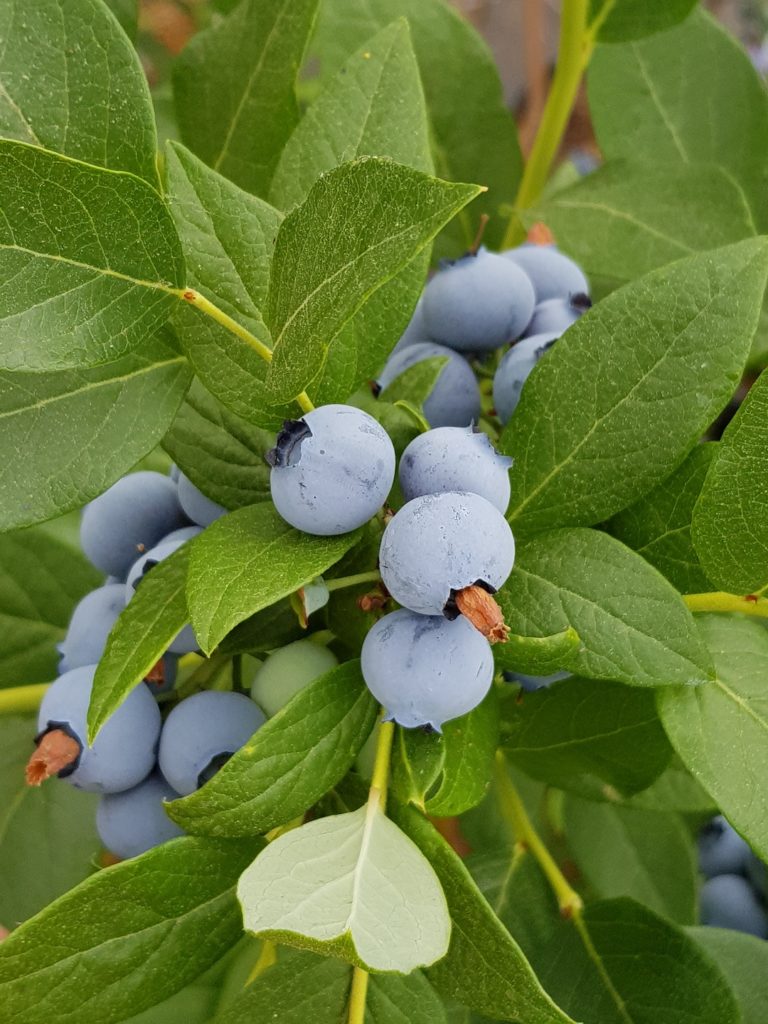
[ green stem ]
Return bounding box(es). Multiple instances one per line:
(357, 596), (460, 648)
(0, 683), (49, 715)
(325, 570), (382, 593)
(494, 751), (582, 917)
(346, 714), (395, 1024)
(684, 592), (768, 619)
(502, 0), (591, 248)
(181, 288), (314, 414)
(244, 940), (277, 987)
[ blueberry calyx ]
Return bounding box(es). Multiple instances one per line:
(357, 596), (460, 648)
(265, 419), (313, 468)
(197, 750), (233, 788)
(443, 578), (495, 619)
(571, 292), (592, 313)
(32, 721), (83, 779)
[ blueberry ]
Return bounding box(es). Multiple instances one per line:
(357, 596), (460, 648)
(96, 771), (185, 859)
(160, 525), (205, 545)
(421, 248), (536, 352)
(504, 670), (571, 692)
(80, 472), (187, 578)
(377, 342), (481, 428)
(399, 426), (513, 514)
(177, 473), (227, 528)
(250, 639), (338, 718)
(361, 609), (494, 729)
(747, 852), (767, 899)
(29, 665), (160, 794)
(379, 491), (515, 616)
(60, 584), (125, 671)
(267, 404), (396, 536)
(523, 294), (591, 338)
(493, 332), (560, 424)
(502, 244), (589, 303)
(388, 299), (430, 358)
(125, 535), (202, 655)
(158, 690), (266, 796)
(143, 652), (179, 695)
(700, 874), (768, 937)
(698, 816), (751, 878)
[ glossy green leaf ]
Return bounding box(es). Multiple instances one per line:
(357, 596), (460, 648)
(0, 528), (100, 687)
(264, 158), (482, 402)
(497, 528), (713, 687)
(688, 927), (768, 1024)
(609, 444), (716, 594)
(0, 0), (156, 182)
(391, 803), (576, 1024)
(493, 627), (581, 676)
(173, 0), (318, 198)
(502, 676), (673, 800)
(163, 378), (272, 511)
(311, 0), (522, 255)
(0, 141), (184, 371)
(391, 725), (445, 811)
(426, 689), (499, 818)
(501, 239), (768, 535)
(186, 504), (361, 653)
(0, 715), (99, 926)
(657, 613), (768, 859)
(167, 662), (377, 836)
(0, 331), (191, 531)
(621, 758), (717, 814)
(217, 599), (304, 656)
(588, 9), (768, 225)
(0, 837), (260, 1024)
(563, 797), (697, 923)
(237, 804), (450, 972)
(103, 0), (138, 38)
(533, 162), (755, 290)
(88, 545), (191, 742)
(692, 370), (768, 592)
(588, 0), (698, 43)
(165, 141), (298, 430)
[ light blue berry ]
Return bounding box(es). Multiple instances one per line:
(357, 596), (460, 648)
(700, 874), (768, 937)
(379, 491), (515, 616)
(523, 294), (590, 337)
(505, 670), (572, 692)
(36, 665), (160, 794)
(361, 609), (494, 729)
(158, 690), (266, 796)
(421, 248), (536, 351)
(125, 534), (202, 655)
(389, 299), (430, 358)
(60, 584), (126, 671)
(96, 771), (185, 859)
(177, 473), (227, 528)
(503, 244), (589, 303)
(493, 332), (560, 424)
(268, 404), (396, 536)
(378, 342), (481, 428)
(399, 426), (512, 514)
(699, 816), (751, 878)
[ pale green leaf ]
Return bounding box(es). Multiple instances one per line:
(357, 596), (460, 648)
(688, 927), (768, 1024)
(588, 0), (698, 42)
(238, 804), (450, 972)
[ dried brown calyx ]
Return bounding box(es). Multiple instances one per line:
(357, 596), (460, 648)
(144, 658), (166, 688)
(25, 728), (81, 786)
(526, 221), (555, 246)
(454, 585), (509, 644)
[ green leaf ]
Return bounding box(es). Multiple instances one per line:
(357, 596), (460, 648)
(187, 504), (360, 654)
(166, 662), (377, 837)
(391, 804), (575, 1024)
(502, 676), (673, 800)
(311, 0), (522, 256)
(0, 0), (156, 182)
(621, 758), (717, 814)
(588, 0), (698, 43)
(382, 356), (449, 410)
(163, 378), (272, 510)
(0, 715), (99, 926)
(0, 527), (100, 687)
(501, 239), (768, 534)
(497, 528), (713, 687)
(88, 545), (191, 742)
(425, 689), (499, 818)
(563, 797), (697, 923)
(0, 836), (260, 1024)
(217, 599), (304, 656)
(237, 804), (450, 972)
(0, 141), (184, 372)
(173, 0), (319, 198)
(104, 0), (138, 39)
(264, 158), (482, 402)
(165, 141), (297, 430)
(0, 331), (191, 531)
(608, 443), (716, 594)
(532, 162), (755, 290)
(692, 370), (768, 592)
(493, 627), (581, 676)
(391, 725), (445, 810)
(657, 613), (768, 859)
(688, 927), (768, 1024)
(588, 9), (768, 225)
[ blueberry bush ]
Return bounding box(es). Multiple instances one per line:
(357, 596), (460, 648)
(2, 0), (768, 1021)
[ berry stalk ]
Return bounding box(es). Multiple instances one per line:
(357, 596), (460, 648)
(0, 683), (49, 716)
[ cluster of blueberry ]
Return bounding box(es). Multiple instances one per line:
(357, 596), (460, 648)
(699, 816), (768, 938)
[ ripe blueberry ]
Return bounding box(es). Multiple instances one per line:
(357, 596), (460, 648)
(523, 294), (591, 337)
(60, 584), (126, 671)
(377, 342), (481, 428)
(700, 874), (768, 937)
(493, 332), (560, 424)
(177, 473), (227, 528)
(698, 816), (751, 878)
(503, 243), (589, 303)
(96, 771), (184, 859)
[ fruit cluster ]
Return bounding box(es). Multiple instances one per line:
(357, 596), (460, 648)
(698, 816), (768, 938)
